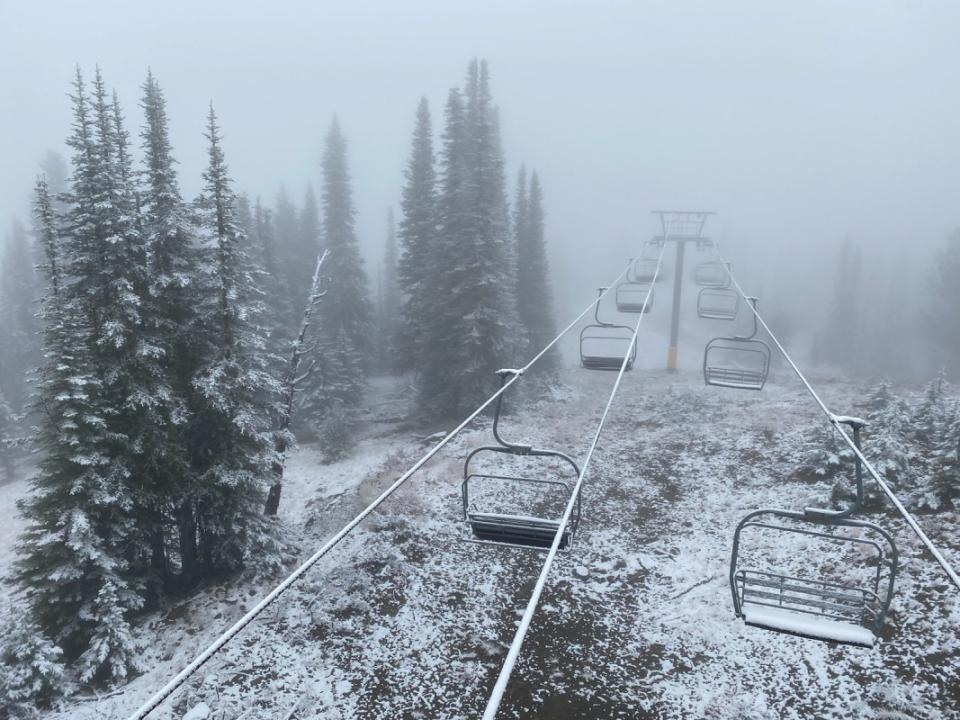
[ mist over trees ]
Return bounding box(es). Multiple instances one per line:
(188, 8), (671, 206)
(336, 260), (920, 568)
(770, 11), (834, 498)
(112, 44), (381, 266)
(0, 56), (564, 707)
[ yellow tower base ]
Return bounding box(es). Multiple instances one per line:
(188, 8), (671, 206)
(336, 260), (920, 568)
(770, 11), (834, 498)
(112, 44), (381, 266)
(667, 345), (678, 372)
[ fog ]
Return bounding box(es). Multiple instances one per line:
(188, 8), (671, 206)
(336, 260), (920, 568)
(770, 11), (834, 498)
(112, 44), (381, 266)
(2, 0), (959, 373)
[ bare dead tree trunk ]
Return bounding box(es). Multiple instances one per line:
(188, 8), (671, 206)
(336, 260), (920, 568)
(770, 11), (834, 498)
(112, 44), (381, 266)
(264, 249), (329, 515)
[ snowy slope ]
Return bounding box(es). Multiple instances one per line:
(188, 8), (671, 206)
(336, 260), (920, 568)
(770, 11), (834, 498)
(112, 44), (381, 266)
(5, 367), (959, 719)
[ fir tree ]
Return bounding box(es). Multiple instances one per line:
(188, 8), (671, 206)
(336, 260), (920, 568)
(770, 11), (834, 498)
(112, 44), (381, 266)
(912, 368), (949, 449)
(305, 116), (369, 433)
(291, 185), (324, 327)
(929, 228), (960, 379)
(374, 207), (400, 373)
(273, 184), (303, 330)
(0, 219), (41, 414)
(516, 170), (558, 370)
(191, 104), (281, 574)
(0, 388), (13, 481)
(0, 618), (66, 713)
(813, 237), (862, 371)
(396, 97), (437, 374)
(854, 380), (913, 509)
(420, 60), (518, 417)
(418, 87), (468, 416)
(796, 422), (854, 485)
(251, 198), (293, 361)
(138, 69), (200, 591)
(931, 402), (960, 507)
(16, 68), (144, 681)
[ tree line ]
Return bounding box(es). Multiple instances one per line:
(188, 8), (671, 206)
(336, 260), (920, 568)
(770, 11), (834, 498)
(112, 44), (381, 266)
(0, 57), (560, 711)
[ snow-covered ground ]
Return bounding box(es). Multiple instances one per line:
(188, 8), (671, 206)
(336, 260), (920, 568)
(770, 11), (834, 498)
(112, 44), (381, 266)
(5, 366), (960, 719)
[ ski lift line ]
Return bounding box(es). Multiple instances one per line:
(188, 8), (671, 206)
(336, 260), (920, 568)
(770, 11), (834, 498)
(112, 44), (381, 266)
(481, 243), (667, 720)
(127, 262), (637, 720)
(714, 248), (960, 593)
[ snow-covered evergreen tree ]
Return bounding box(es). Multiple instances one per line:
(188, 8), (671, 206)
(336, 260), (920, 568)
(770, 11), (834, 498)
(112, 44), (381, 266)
(0, 218), (41, 414)
(396, 97), (437, 374)
(929, 228), (960, 379)
(251, 198), (293, 361)
(912, 368), (949, 450)
(0, 388), (13, 481)
(374, 207), (400, 374)
(291, 186), (323, 323)
(516, 169), (558, 370)
(303, 116), (369, 437)
(273, 185), (306, 331)
(855, 380), (913, 509)
(418, 87), (468, 416)
(0, 619), (66, 713)
(190, 105), (282, 573)
(16, 68), (145, 682)
(812, 237), (862, 372)
(796, 422), (854, 483)
(138, 69), (202, 591)
(930, 402), (960, 507)
(420, 60), (519, 417)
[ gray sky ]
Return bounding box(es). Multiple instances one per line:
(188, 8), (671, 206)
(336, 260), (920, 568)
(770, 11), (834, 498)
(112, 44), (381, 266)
(2, 0), (959, 324)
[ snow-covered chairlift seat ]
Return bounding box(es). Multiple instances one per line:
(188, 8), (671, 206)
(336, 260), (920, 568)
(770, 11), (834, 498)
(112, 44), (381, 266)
(616, 280), (654, 314)
(632, 258), (664, 283)
(703, 297), (770, 390)
(697, 287), (739, 321)
(461, 371), (582, 550)
(729, 419), (898, 646)
(694, 261), (729, 288)
(579, 287), (636, 371)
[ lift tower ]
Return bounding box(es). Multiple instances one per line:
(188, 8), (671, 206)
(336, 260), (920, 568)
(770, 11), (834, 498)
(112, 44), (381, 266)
(652, 210), (716, 372)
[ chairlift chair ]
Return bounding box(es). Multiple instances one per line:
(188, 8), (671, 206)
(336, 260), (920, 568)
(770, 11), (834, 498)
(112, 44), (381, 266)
(580, 288), (637, 371)
(632, 258), (664, 283)
(641, 239), (663, 261)
(703, 297), (771, 390)
(730, 418), (898, 646)
(694, 261), (729, 288)
(462, 370), (582, 550)
(616, 280), (654, 314)
(697, 287), (740, 321)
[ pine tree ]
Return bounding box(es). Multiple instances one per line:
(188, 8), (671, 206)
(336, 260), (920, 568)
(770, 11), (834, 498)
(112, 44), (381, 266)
(139, 69), (202, 591)
(796, 422), (854, 485)
(516, 169), (558, 370)
(296, 186), (323, 313)
(931, 402), (960, 507)
(251, 198), (293, 360)
(856, 380), (913, 509)
(374, 207), (400, 373)
(273, 184), (304, 330)
(420, 60), (518, 417)
(418, 87), (468, 416)
(305, 116), (369, 432)
(16, 68), (144, 681)
(0, 387), (13, 481)
(0, 618), (66, 712)
(929, 228), (960, 379)
(912, 369), (949, 449)
(0, 218), (41, 415)
(396, 97), (437, 374)
(813, 237), (862, 371)
(190, 104), (281, 574)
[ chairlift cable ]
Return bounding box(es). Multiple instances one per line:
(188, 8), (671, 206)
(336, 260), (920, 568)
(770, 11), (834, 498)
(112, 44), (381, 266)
(714, 246), (960, 592)
(481, 242), (667, 720)
(126, 263), (635, 720)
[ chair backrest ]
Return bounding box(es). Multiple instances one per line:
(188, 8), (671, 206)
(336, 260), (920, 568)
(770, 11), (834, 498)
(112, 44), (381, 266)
(616, 281), (654, 313)
(697, 287), (739, 320)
